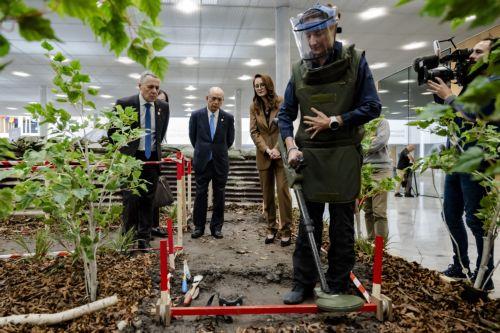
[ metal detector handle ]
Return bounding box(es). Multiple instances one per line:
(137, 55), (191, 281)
(272, 118), (303, 188)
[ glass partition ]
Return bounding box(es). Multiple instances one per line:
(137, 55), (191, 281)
(378, 66), (446, 197)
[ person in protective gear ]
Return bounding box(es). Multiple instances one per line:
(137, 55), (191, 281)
(278, 3), (381, 304)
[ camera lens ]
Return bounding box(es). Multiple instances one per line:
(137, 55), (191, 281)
(424, 67), (455, 83)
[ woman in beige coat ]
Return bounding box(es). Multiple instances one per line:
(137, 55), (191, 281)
(250, 74), (292, 246)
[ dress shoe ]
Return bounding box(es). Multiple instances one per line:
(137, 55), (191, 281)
(264, 232), (277, 244)
(394, 193), (402, 197)
(137, 240), (151, 253)
(191, 229), (204, 239)
(283, 284), (313, 305)
(404, 193), (415, 198)
(151, 227), (168, 238)
(212, 230), (223, 239)
(280, 237), (292, 247)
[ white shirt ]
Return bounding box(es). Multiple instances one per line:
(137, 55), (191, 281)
(206, 108), (219, 133)
(138, 93), (156, 151)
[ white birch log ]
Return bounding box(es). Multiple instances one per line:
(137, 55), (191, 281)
(0, 295), (118, 326)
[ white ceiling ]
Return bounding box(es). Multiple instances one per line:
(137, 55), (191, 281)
(0, 0), (498, 118)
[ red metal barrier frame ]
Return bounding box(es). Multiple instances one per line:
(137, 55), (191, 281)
(170, 303), (377, 317)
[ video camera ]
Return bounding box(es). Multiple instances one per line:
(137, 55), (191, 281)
(413, 38), (472, 86)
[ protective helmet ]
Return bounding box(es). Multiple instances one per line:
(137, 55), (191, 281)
(290, 4), (339, 67)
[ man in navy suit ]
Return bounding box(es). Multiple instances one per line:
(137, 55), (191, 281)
(189, 87), (235, 239)
(108, 72), (170, 250)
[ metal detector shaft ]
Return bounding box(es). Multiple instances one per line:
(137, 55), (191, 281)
(273, 118), (330, 294)
(293, 184), (330, 293)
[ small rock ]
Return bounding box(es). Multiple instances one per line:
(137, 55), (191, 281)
(116, 320), (128, 331)
(132, 318), (142, 328)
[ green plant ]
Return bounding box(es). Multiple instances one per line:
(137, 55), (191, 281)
(0, 0), (168, 78)
(168, 204), (178, 224)
(106, 228), (136, 253)
(10, 136), (45, 159)
(14, 228), (53, 260)
(397, 0), (500, 29)
(360, 117), (398, 208)
(0, 41), (148, 302)
(354, 236), (391, 259)
(0, 138), (15, 159)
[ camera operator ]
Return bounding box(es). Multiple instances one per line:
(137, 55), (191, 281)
(426, 37), (497, 291)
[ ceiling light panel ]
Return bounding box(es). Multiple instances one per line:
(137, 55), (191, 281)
(12, 71), (31, 77)
(370, 62), (388, 70)
(255, 38), (275, 47)
(238, 75), (252, 81)
(117, 57), (134, 64)
(176, 0), (199, 14)
(401, 41), (427, 50)
(244, 59), (263, 67)
(181, 57), (199, 65)
(359, 7), (387, 20)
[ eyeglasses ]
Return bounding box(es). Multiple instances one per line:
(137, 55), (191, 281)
(254, 83), (266, 89)
(209, 96), (223, 102)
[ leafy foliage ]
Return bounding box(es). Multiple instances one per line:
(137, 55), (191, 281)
(396, 0), (500, 29)
(0, 41), (147, 301)
(360, 117), (397, 208)
(0, 0), (168, 78)
(0, 138), (15, 160)
(14, 228), (53, 261)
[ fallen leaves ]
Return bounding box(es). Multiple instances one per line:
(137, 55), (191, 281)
(0, 253), (154, 332)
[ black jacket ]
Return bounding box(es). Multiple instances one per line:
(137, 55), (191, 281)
(188, 107), (235, 175)
(108, 94), (170, 160)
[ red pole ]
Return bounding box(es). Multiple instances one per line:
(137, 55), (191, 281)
(160, 239), (169, 292)
(170, 303), (377, 317)
(167, 218), (174, 255)
(372, 235), (384, 297)
(176, 160), (183, 180)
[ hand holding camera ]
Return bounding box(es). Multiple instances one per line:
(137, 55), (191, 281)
(426, 77), (453, 100)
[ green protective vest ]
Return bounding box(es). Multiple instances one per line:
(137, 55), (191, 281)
(292, 44), (364, 203)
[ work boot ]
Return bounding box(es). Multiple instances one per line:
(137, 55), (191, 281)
(442, 264), (471, 280)
(283, 284), (313, 305)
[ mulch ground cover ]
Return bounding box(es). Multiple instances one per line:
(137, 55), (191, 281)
(0, 206), (498, 332)
(0, 216), (121, 241)
(0, 253), (154, 332)
(0, 216), (46, 240)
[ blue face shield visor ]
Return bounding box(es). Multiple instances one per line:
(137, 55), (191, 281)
(292, 5), (338, 32)
(290, 4), (339, 66)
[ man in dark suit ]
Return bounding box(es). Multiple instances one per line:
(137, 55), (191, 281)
(189, 87), (235, 239)
(108, 72), (170, 250)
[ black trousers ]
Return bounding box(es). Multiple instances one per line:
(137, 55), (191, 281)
(192, 161), (227, 233)
(122, 151), (159, 242)
(292, 200), (355, 292)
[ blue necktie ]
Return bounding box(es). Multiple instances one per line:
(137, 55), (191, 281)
(209, 113), (215, 160)
(209, 113), (215, 140)
(145, 103), (152, 159)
